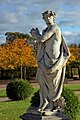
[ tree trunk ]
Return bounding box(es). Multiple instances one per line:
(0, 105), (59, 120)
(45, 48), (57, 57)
(24, 67), (26, 80)
(1, 68), (4, 79)
(66, 66), (69, 78)
(71, 67), (73, 78)
(20, 66), (23, 79)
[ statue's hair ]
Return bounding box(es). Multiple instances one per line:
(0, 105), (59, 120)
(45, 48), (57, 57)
(42, 10), (56, 18)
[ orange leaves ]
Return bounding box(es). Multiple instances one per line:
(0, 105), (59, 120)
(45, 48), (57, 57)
(0, 39), (37, 69)
(0, 46), (5, 68)
(1, 40), (80, 69)
(68, 46), (80, 64)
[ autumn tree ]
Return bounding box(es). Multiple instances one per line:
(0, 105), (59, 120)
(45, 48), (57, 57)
(66, 46), (80, 78)
(0, 46), (5, 68)
(0, 38), (37, 79)
(68, 47), (80, 64)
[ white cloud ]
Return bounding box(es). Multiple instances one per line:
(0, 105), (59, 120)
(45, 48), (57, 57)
(63, 31), (73, 35)
(0, 0), (80, 44)
(62, 31), (80, 45)
(0, 12), (18, 24)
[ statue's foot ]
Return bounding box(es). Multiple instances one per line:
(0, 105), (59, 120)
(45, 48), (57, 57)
(38, 99), (49, 111)
(41, 100), (49, 111)
(38, 108), (42, 112)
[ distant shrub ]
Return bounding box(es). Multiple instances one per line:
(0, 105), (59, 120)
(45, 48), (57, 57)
(31, 88), (79, 120)
(6, 79), (33, 100)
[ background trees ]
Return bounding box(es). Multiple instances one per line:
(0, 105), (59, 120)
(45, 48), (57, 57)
(66, 44), (80, 78)
(0, 38), (37, 69)
(0, 33), (80, 79)
(0, 33), (37, 79)
(5, 32), (34, 44)
(68, 45), (80, 66)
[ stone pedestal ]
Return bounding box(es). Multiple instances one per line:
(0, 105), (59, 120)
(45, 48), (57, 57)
(20, 112), (69, 120)
(20, 107), (69, 120)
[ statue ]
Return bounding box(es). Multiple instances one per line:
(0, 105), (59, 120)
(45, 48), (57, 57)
(30, 10), (70, 115)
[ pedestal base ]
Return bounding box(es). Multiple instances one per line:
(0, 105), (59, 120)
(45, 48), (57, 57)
(20, 112), (69, 120)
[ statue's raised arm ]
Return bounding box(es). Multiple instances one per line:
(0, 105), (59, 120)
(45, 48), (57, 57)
(30, 11), (60, 43)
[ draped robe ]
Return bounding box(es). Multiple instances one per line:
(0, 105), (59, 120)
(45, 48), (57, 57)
(35, 24), (70, 106)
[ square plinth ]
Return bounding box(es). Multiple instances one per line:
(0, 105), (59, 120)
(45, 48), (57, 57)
(20, 113), (69, 120)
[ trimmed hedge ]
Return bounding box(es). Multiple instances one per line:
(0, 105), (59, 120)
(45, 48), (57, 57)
(6, 79), (33, 100)
(31, 88), (79, 120)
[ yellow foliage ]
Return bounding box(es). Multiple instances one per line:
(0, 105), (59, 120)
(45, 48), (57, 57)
(67, 46), (80, 64)
(0, 39), (37, 69)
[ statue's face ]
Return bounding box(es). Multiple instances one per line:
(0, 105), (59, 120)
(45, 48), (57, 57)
(43, 14), (54, 25)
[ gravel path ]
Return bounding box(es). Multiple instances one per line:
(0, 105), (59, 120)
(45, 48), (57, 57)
(74, 91), (80, 94)
(0, 97), (11, 102)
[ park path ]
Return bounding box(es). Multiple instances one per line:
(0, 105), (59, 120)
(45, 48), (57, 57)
(0, 79), (80, 102)
(0, 97), (11, 102)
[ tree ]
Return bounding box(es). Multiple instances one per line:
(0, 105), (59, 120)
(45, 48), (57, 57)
(0, 38), (37, 79)
(0, 46), (5, 68)
(68, 47), (80, 63)
(69, 43), (78, 48)
(5, 32), (34, 44)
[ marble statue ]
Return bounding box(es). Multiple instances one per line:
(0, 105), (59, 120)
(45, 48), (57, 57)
(30, 10), (70, 115)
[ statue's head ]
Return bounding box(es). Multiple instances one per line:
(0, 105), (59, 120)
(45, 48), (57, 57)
(42, 10), (56, 25)
(42, 10), (56, 19)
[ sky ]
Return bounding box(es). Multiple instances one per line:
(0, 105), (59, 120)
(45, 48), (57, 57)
(0, 0), (80, 45)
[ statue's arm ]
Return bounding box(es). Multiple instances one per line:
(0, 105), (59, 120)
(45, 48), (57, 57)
(30, 25), (61, 42)
(35, 26), (56, 42)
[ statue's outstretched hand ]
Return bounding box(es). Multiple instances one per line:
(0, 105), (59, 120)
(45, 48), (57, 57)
(30, 28), (39, 38)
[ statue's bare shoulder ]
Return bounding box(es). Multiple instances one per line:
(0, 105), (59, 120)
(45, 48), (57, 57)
(51, 24), (61, 33)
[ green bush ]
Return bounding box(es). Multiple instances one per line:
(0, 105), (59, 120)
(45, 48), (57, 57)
(6, 79), (33, 100)
(31, 88), (79, 120)
(62, 88), (79, 120)
(31, 90), (40, 107)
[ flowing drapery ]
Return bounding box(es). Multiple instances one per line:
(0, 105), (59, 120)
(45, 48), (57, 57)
(36, 35), (70, 102)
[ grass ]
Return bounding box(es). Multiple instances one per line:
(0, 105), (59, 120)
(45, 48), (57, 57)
(0, 84), (80, 120)
(0, 86), (39, 120)
(64, 84), (80, 91)
(0, 98), (31, 120)
(0, 89), (6, 97)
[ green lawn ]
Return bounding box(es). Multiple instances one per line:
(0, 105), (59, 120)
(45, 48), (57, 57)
(0, 85), (80, 120)
(64, 84), (80, 91)
(0, 98), (31, 120)
(0, 86), (38, 120)
(0, 89), (6, 97)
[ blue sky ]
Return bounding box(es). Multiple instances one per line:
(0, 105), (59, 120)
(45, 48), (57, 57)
(0, 0), (80, 45)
